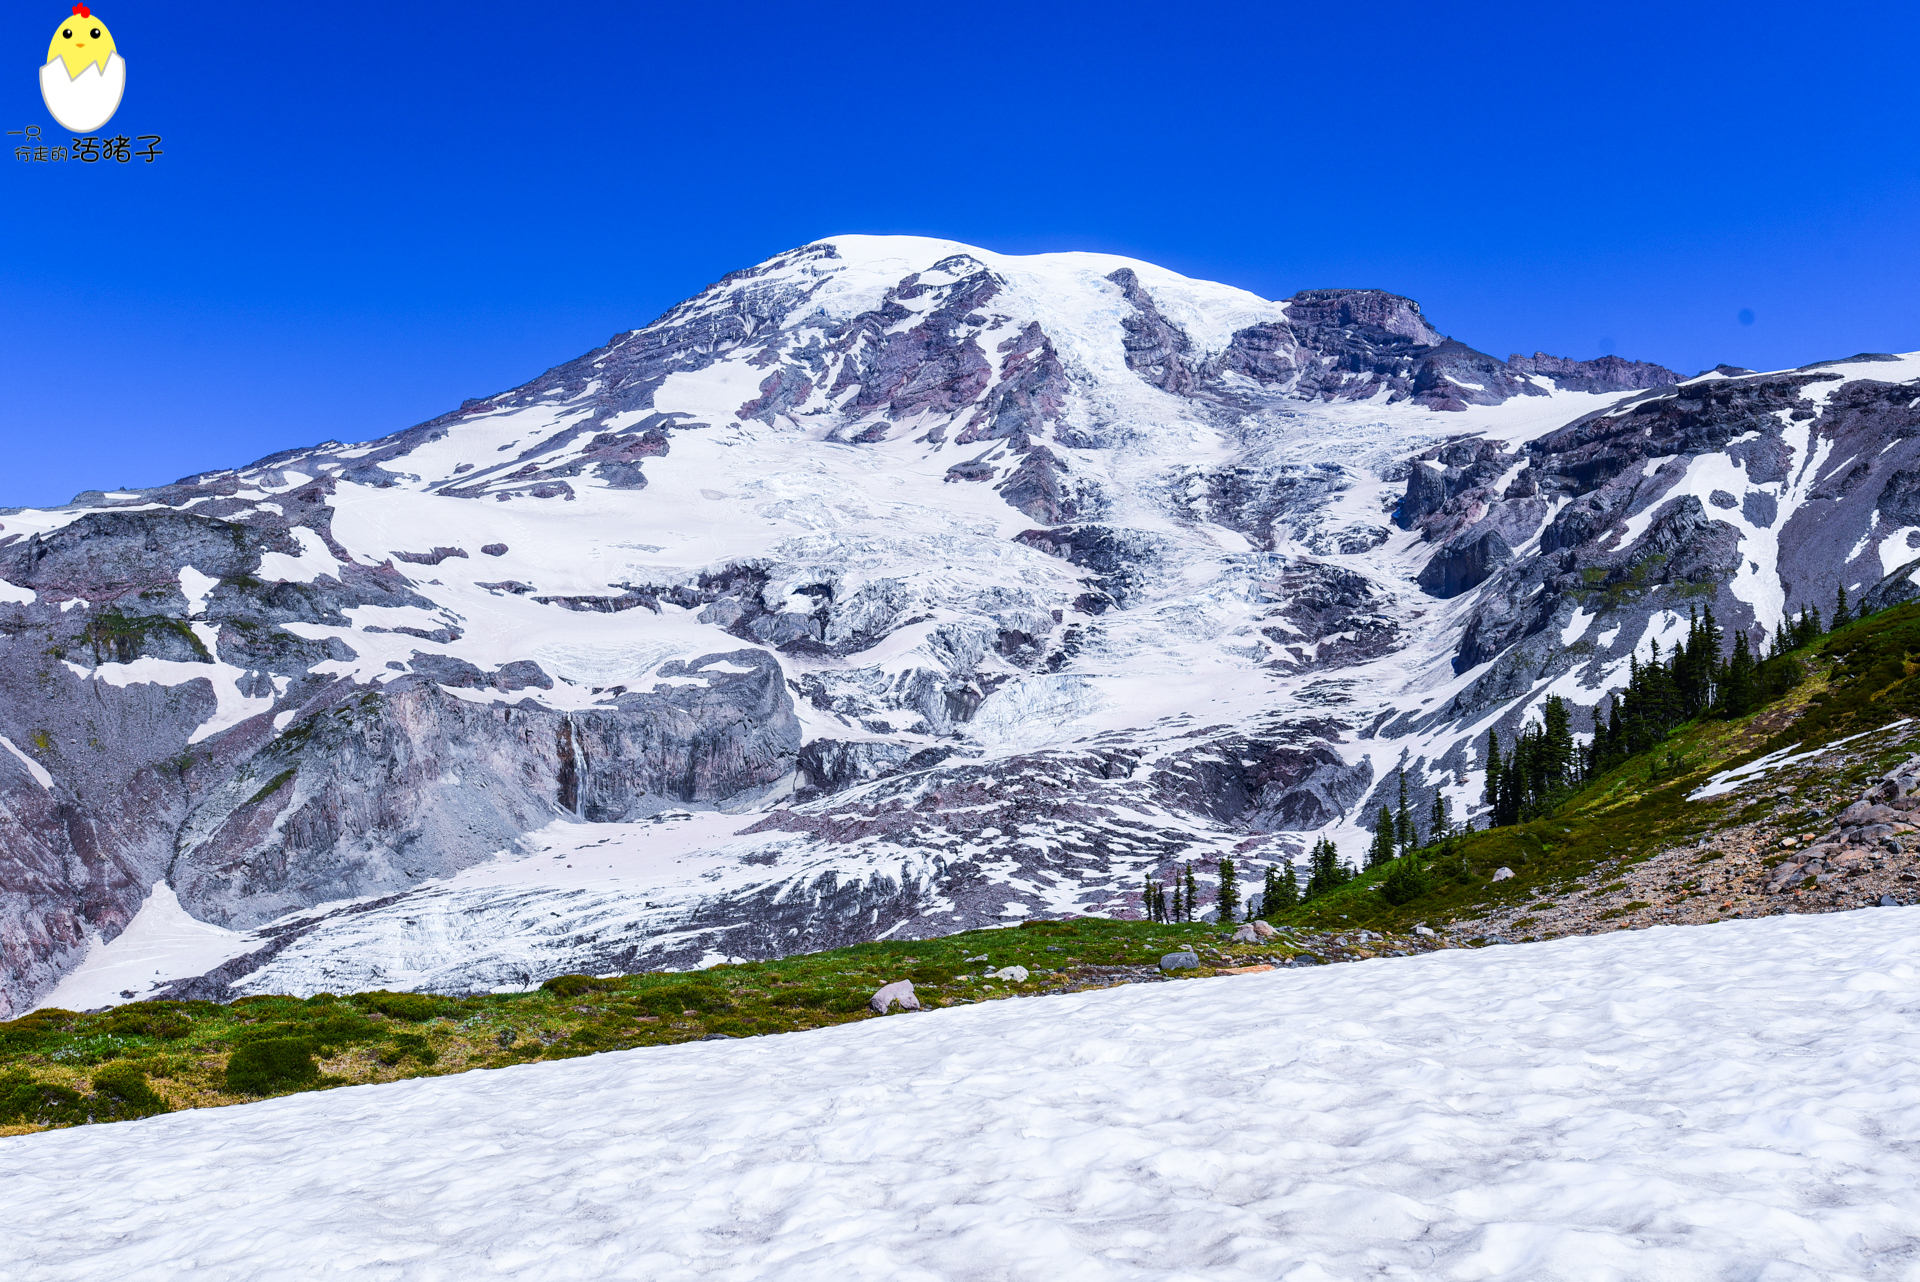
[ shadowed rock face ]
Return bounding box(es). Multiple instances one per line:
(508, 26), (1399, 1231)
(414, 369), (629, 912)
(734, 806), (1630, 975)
(169, 650), (799, 929)
(7, 236), (1913, 1013)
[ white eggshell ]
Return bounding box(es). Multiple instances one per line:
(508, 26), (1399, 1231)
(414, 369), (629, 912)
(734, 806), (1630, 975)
(40, 53), (125, 134)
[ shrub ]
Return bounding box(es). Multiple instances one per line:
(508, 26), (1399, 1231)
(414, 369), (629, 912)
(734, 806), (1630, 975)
(1381, 857), (1431, 906)
(225, 1038), (319, 1095)
(376, 1033), (438, 1067)
(303, 1014), (381, 1049)
(352, 991), (447, 1022)
(777, 986), (867, 1014)
(0, 1010), (74, 1056)
(908, 965), (960, 985)
(540, 974), (610, 999)
(0, 1070), (89, 1126)
(634, 984), (731, 1017)
(103, 1003), (192, 1041)
(90, 1064), (169, 1119)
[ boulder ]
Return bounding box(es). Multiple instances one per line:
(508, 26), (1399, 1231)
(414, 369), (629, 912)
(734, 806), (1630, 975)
(868, 980), (920, 1013)
(1159, 951), (1200, 971)
(1413, 925), (1436, 937)
(985, 966), (1028, 983)
(1491, 867), (1515, 882)
(1250, 920), (1279, 940)
(1230, 923), (1260, 942)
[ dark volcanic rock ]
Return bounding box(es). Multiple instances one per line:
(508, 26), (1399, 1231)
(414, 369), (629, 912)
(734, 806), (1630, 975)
(1419, 526), (1514, 599)
(1508, 352), (1681, 394)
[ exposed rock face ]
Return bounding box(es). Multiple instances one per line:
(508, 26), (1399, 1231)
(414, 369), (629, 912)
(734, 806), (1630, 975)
(1507, 352), (1683, 395)
(3, 234), (1913, 1013)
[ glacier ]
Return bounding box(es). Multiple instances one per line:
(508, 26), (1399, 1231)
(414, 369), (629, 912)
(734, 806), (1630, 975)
(5, 235), (1920, 1010)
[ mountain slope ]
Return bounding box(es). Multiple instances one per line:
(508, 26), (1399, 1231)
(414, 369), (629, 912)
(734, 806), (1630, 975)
(2, 235), (1915, 1013)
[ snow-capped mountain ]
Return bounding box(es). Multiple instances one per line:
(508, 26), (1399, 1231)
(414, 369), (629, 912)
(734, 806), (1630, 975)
(5, 235), (1916, 1013)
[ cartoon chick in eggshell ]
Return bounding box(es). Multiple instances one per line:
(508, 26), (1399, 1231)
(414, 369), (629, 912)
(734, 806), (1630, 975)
(41, 5), (124, 134)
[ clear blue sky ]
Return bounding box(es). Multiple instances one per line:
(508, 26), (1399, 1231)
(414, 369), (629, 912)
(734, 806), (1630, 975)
(4, 0), (1918, 507)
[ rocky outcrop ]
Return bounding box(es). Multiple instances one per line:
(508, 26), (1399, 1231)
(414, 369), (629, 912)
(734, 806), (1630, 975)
(1107, 268), (1195, 395)
(1508, 352), (1682, 394)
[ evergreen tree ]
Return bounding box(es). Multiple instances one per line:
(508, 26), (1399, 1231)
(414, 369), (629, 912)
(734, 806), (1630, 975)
(1303, 836), (1350, 900)
(1143, 873), (1159, 922)
(1170, 875), (1184, 923)
(1381, 852), (1430, 906)
(1367, 804), (1398, 868)
(1395, 772), (1417, 854)
(1428, 791), (1451, 844)
(1484, 730), (1503, 817)
(1184, 863), (1199, 923)
(1720, 630), (1757, 718)
(1217, 858), (1239, 923)
(1833, 584), (1853, 630)
(1261, 860), (1298, 915)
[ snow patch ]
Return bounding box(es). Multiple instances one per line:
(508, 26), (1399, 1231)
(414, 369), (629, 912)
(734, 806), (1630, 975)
(31, 882), (248, 1013)
(9, 910), (1920, 1279)
(0, 735), (53, 789)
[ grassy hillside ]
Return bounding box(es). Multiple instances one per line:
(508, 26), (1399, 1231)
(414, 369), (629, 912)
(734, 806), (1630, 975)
(1278, 601), (1920, 935)
(1, 915), (1439, 1136)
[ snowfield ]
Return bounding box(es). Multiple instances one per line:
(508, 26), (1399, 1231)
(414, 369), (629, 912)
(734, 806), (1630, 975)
(9, 909), (1920, 1280)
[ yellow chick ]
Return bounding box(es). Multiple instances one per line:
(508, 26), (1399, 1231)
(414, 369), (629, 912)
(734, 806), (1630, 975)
(41, 5), (125, 134)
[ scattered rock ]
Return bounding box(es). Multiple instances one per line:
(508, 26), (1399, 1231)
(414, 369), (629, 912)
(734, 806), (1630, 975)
(1159, 952), (1200, 971)
(868, 980), (921, 1013)
(964, 953), (988, 962)
(1218, 964), (1275, 976)
(1879, 896), (1901, 907)
(1413, 926), (1436, 937)
(1230, 923), (1260, 942)
(985, 966), (1028, 983)
(1491, 867), (1515, 882)
(495, 1029), (517, 1048)
(1250, 920), (1279, 939)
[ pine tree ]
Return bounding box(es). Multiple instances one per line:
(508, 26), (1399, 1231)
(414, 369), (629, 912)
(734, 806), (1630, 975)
(1143, 873), (1158, 922)
(1484, 730), (1503, 820)
(1719, 630), (1757, 718)
(1184, 863), (1199, 924)
(1304, 836), (1349, 900)
(1428, 791), (1451, 843)
(1368, 804), (1397, 868)
(1395, 772), (1417, 854)
(1261, 861), (1297, 915)
(1833, 584), (1853, 629)
(1216, 858), (1239, 922)
(1540, 696), (1574, 803)
(1170, 876), (1184, 923)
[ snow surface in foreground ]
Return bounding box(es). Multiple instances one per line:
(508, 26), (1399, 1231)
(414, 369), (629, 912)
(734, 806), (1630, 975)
(8, 910), (1920, 1281)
